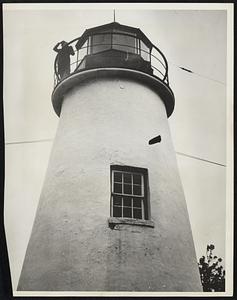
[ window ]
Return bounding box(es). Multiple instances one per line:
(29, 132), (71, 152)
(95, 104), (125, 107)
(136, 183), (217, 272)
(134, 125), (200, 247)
(90, 33), (112, 54)
(111, 165), (149, 220)
(140, 40), (150, 61)
(112, 33), (137, 54)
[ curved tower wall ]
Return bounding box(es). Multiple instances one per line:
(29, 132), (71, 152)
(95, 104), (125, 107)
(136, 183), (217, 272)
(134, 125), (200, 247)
(18, 72), (202, 291)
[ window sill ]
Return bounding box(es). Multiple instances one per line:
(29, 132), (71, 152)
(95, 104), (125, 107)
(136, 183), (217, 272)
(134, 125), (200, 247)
(108, 217), (154, 229)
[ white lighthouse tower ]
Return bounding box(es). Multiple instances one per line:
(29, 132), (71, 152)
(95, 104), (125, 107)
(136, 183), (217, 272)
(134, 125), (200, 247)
(18, 22), (202, 291)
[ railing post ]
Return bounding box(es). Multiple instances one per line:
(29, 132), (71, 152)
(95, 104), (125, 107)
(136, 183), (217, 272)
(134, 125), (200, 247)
(76, 49), (79, 68)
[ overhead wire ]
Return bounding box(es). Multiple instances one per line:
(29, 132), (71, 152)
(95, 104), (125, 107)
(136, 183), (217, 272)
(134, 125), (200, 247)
(4, 138), (226, 167)
(5, 138), (53, 145)
(176, 151), (226, 167)
(169, 61), (226, 86)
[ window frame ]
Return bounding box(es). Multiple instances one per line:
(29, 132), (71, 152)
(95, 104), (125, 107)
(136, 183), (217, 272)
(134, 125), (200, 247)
(110, 165), (150, 221)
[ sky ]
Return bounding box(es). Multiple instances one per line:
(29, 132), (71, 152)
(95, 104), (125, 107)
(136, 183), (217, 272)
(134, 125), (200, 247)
(3, 3), (233, 292)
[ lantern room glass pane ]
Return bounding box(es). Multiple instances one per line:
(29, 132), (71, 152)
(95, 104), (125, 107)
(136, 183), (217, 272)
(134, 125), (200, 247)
(90, 33), (111, 54)
(140, 40), (150, 61)
(112, 33), (136, 54)
(77, 59), (86, 71)
(79, 39), (88, 59)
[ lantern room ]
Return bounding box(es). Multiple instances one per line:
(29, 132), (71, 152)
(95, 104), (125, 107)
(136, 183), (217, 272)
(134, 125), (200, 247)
(74, 22), (154, 75)
(52, 22), (174, 117)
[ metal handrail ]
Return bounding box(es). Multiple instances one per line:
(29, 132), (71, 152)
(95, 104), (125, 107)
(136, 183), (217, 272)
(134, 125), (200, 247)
(74, 42), (167, 70)
(54, 32), (169, 87)
(73, 50), (166, 79)
(55, 40), (167, 70)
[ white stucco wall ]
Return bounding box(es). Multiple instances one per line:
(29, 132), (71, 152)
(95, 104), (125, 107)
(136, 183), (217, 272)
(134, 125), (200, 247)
(18, 74), (202, 291)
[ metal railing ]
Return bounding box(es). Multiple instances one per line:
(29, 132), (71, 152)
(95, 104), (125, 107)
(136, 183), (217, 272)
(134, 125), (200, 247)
(53, 32), (169, 87)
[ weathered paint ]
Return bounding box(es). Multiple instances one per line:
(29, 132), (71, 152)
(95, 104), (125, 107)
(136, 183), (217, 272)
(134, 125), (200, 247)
(18, 74), (202, 291)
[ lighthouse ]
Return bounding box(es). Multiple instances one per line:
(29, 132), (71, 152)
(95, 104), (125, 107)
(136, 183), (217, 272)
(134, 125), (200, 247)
(18, 22), (202, 291)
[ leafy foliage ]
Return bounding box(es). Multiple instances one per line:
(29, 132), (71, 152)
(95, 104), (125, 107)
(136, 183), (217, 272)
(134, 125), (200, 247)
(198, 244), (225, 292)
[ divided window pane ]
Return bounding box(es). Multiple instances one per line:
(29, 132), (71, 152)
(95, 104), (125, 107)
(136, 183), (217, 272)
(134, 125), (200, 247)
(133, 208), (142, 219)
(113, 206), (122, 217)
(124, 173), (132, 183)
(123, 207), (132, 218)
(113, 195), (122, 206)
(133, 174), (141, 185)
(123, 196), (132, 207)
(114, 183), (122, 193)
(114, 172), (122, 182)
(133, 185), (142, 196)
(133, 198), (142, 208)
(124, 184), (132, 195)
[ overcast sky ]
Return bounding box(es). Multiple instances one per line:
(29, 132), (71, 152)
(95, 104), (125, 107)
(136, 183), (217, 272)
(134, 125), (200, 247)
(3, 4), (233, 292)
